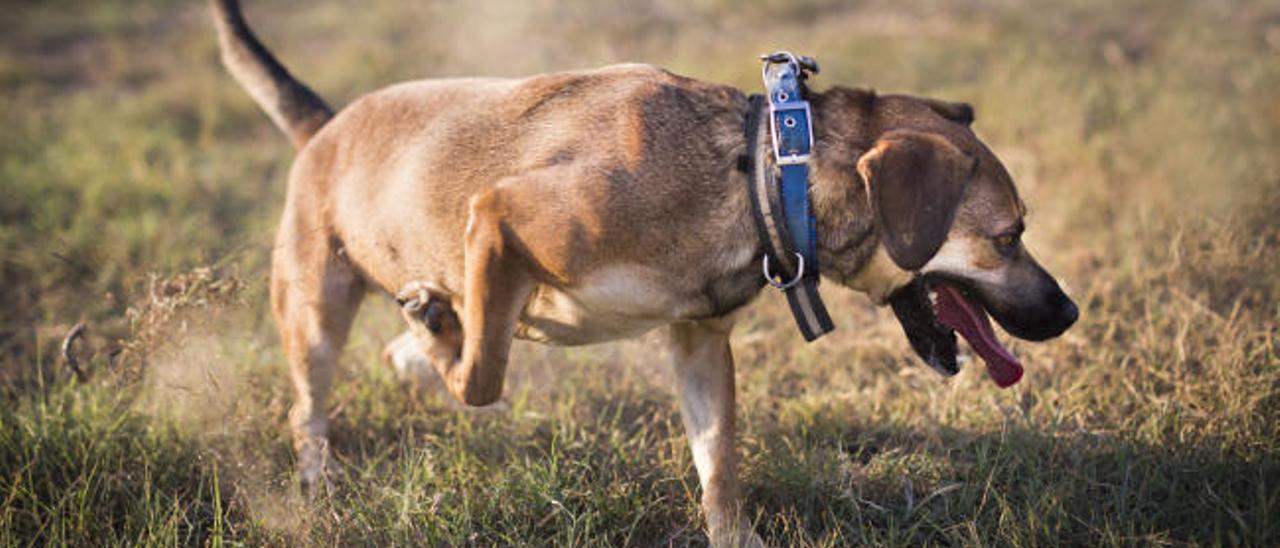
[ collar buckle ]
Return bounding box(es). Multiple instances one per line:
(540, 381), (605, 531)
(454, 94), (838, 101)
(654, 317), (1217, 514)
(761, 52), (816, 166)
(769, 102), (813, 165)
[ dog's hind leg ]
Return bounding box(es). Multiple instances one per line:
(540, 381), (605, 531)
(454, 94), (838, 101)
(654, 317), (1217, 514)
(271, 226), (364, 492)
(668, 319), (764, 548)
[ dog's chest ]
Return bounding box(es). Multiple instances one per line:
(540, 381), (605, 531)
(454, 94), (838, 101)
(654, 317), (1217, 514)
(515, 264), (733, 345)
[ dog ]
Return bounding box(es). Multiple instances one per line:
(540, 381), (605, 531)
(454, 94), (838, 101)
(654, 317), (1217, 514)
(211, 1), (1078, 544)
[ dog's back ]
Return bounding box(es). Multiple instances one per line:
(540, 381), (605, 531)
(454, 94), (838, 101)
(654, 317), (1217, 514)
(295, 64), (751, 298)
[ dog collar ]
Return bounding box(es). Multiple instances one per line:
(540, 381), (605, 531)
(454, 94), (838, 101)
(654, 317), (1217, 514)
(743, 52), (835, 341)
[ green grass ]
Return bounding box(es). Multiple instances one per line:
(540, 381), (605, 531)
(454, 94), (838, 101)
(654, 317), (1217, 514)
(2, 0), (1278, 545)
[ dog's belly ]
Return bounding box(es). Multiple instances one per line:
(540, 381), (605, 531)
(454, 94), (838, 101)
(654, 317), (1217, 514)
(515, 264), (710, 345)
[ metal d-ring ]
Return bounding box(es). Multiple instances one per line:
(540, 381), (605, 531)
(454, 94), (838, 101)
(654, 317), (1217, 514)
(762, 252), (805, 290)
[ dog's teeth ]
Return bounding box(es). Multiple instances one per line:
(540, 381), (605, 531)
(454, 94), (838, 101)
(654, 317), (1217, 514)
(928, 290), (938, 305)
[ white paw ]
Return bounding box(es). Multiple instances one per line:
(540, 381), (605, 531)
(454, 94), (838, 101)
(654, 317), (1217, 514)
(295, 436), (332, 497)
(382, 331), (443, 387)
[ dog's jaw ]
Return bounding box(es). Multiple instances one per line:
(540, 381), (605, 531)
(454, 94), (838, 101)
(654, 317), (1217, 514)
(842, 246), (916, 304)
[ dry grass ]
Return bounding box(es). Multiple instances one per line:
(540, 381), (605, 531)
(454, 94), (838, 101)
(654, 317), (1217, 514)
(1, 0), (1277, 545)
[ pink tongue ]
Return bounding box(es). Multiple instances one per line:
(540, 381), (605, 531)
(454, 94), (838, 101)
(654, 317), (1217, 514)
(932, 284), (1024, 388)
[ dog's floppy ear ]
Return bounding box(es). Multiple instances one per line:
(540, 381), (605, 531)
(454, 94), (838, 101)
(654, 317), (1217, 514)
(857, 130), (975, 270)
(920, 98), (974, 126)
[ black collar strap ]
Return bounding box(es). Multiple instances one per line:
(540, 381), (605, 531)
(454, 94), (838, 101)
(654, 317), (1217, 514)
(744, 52), (835, 341)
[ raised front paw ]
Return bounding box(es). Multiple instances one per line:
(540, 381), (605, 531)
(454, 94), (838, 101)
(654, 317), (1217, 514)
(396, 281), (459, 333)
(394, 280), (463, 367)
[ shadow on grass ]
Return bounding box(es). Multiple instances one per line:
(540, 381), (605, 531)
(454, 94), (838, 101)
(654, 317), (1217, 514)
(290, 377), (1280, 546)
(747, 412), (1279, 547)
(3, 374), (1277, 547)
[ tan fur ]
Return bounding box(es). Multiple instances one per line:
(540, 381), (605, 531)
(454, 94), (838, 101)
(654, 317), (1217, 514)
(211, 2), (1060, 544)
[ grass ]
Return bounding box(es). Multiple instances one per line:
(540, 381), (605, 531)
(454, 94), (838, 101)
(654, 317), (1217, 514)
(2, 0), (1278, 545)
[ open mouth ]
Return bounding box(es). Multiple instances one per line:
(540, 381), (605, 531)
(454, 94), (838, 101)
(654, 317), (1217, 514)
(889, 278), (1023, 388)
(928, 282), (1023, 388)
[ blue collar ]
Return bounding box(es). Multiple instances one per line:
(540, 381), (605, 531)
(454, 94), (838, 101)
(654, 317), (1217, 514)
(744, 52), (834, 341)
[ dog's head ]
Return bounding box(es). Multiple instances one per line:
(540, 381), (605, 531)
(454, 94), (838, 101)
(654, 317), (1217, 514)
(815, 90), (1078, 385)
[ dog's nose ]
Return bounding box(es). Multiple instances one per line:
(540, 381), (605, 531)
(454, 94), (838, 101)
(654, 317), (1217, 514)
(1014, 291), (1077, 341)
(1045, 288), (1078, 333)
(1059, 298), (1079, 330)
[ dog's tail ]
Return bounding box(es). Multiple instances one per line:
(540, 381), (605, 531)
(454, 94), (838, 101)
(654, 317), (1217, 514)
(210, 0), (332, 149)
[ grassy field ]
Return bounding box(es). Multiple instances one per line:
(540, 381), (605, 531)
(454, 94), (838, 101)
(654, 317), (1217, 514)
(2, 0), (1278, 545)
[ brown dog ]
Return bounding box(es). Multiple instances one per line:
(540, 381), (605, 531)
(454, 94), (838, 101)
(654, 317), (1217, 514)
(212, 1), (1077, 544)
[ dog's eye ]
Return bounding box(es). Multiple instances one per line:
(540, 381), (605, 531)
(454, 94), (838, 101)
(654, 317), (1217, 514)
(992, 233), (1020, 255)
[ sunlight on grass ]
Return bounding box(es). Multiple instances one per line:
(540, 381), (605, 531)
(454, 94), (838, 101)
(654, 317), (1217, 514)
(1, 0), (1277, 545)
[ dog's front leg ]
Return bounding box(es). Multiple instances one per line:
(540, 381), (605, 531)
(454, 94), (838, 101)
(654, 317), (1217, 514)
(669, 320), (764, 548)
(408, 187), (535, 406)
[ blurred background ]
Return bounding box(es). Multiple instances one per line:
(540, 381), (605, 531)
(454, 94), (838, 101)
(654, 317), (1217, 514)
(1, 0), (1277, 545)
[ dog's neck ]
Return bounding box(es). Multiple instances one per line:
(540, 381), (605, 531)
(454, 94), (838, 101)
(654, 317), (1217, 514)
(804, 87), (914, 303)
(732, 85), (912, 306)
